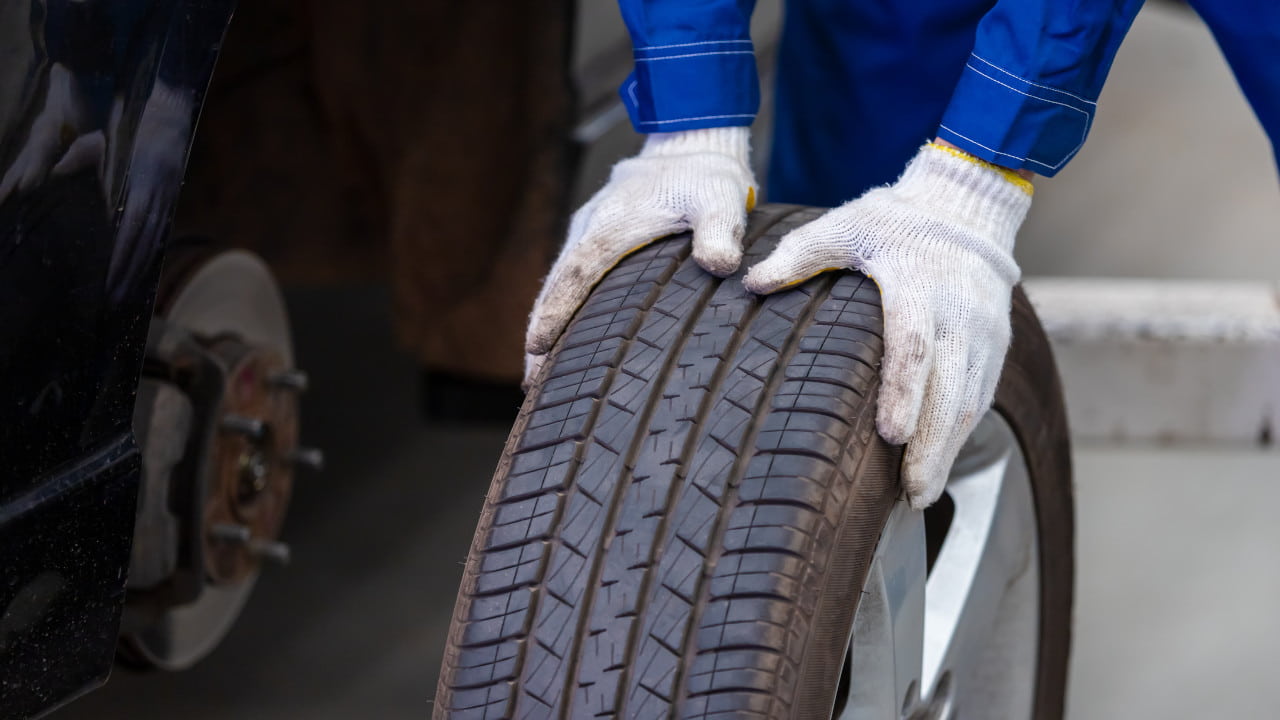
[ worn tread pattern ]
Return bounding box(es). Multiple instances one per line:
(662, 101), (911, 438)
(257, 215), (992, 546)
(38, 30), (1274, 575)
(437, 205), (914, 720)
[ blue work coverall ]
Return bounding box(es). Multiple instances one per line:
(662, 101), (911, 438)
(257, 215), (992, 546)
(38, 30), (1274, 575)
(618, 0), (1280, 207)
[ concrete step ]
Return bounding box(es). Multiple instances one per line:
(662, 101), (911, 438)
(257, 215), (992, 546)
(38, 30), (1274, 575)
(1024, 278), (1280, 446)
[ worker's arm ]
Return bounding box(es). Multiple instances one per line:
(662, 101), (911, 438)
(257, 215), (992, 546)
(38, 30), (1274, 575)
(615, 0), (760, 133)
(936, 0), (1145, 176)
(524, 1), (761, 382)
(746, 1), (1145, 507)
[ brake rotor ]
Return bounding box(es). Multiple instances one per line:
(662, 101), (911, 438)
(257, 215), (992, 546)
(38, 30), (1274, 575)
(119, 248), (305, 670)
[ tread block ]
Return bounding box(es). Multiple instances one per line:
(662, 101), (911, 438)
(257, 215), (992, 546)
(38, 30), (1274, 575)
(435, 209), (893, 720)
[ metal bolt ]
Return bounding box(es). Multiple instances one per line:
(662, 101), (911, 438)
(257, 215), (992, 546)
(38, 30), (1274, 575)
(267, 369), (309, 393)
(287, 447), (325, 472)
(210, 523), (251, 544)
(249, 538), (291, 566)
(239, 451), (271, 495)
(221, 414), (266, 439)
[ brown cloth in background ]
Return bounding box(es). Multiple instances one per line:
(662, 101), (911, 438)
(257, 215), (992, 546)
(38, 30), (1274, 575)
(176, 0), (576, 382)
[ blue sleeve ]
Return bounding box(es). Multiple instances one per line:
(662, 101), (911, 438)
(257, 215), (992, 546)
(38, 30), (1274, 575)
(1189, 0), (1280, 174)
(616, 0), (759, 133)
(937, 0), (1146, 176)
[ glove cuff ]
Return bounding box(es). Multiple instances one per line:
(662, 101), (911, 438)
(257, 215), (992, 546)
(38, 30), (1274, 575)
(148, 79), (196, 114)
(895, 143), (1033, 248)
(640, 127), (751, 164)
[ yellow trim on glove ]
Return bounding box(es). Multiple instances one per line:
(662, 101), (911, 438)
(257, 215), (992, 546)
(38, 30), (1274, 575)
(767, 266), (847, 292)
(928, 142), (1035, 196)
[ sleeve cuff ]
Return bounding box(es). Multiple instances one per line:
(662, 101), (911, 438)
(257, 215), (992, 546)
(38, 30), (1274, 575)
(937, 54), (1097, 177)
(621, 41), (760, 133)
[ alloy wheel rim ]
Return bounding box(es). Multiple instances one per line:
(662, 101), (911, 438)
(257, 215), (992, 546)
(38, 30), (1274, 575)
(833, 410), (1041, 719)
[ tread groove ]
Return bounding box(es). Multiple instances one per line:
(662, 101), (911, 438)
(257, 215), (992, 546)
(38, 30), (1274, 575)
(670, 276), (838, 718)
(557, 267), (723, 720)
(507, 242), (691, 717)
(613, 302), (765, 720)
(598, 211), (806, 720)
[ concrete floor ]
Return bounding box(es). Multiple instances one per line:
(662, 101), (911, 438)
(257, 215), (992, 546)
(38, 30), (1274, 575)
(58, 3), (1279, 719)
(1070, 449), (1280, 720)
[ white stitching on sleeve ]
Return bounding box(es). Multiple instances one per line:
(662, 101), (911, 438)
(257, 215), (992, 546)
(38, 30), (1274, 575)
(634, 50), (754, 62)
(955, 62), (1092, 170)
(964, 64), (1091, 120)
(969, 53), (1098, 107)
(936, 125), (1057, 171)
(637, 113), (756, 126)
(635, 39), (752, 52)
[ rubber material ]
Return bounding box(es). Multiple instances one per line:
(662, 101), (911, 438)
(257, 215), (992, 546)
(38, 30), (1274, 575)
(435, 204), (1072, 720)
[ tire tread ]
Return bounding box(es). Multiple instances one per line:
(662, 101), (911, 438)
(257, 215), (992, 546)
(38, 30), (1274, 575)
(435, 204), (1069, 720)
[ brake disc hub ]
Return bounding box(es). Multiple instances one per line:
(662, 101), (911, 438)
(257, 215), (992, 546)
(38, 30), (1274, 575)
(204, 341), (297, 584)
(119, 248), (318, 671)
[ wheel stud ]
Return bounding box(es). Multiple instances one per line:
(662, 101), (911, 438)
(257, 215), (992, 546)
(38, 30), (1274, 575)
(210, 523), (251, 544)
(287, 447), (325, 472)
(249, 538), (291, 565)
(221, 414), (266, 439)
(267, 369), (309, 392)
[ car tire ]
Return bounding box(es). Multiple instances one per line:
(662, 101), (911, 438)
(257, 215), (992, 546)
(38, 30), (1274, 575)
(433, 204), (1072, 720)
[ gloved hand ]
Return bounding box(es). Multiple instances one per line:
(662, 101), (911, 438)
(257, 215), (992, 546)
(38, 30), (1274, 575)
(107, 80), (194, 302)
(0, 63), (91, 202)
(524, 126), (757, 387)
(745, 143), (1032, 509)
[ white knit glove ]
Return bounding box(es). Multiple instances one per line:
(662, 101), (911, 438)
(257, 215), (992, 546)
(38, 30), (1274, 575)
(107, 80), (194, 301)
(525, 127), (757, 386)
(745, 143), (1032, 509)
(0, 63), (91, 201)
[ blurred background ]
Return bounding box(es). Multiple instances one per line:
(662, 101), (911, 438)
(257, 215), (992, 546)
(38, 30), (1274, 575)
(56, 1), (1279, 718)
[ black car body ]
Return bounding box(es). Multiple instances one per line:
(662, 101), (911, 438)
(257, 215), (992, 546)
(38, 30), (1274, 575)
(1, 1), (234, 715)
